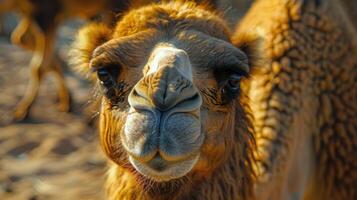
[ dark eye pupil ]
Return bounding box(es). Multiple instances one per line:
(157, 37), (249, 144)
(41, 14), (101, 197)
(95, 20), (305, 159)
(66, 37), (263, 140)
(227, 76), (241, 90)
(97, 69), (110, 82)
(228, 79), (239, 88)
(97, 68), (116, 88)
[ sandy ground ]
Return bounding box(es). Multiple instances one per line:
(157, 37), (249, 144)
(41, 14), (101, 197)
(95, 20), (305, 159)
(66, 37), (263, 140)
(0, 31), (106, 199)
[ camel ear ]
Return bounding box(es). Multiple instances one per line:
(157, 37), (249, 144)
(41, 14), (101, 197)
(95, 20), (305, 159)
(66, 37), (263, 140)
(233, 32), (264, 71)
(70, 23), (112, 81)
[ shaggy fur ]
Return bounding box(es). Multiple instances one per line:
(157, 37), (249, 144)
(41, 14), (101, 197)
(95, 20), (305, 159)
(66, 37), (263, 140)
(71, 1), (260, 200)
(235, 0), (357, 199)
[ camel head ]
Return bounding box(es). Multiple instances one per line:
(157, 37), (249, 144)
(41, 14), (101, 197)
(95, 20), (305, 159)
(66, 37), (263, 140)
(71, 1), (260, 198)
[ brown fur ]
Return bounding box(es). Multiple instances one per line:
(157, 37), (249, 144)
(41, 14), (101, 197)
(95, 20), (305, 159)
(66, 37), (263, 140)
(71, 1), (260, 199)
(235, 0), (357, 199)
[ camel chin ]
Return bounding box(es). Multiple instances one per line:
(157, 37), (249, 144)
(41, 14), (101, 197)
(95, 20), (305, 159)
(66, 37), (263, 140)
(129, 154), (200, 182)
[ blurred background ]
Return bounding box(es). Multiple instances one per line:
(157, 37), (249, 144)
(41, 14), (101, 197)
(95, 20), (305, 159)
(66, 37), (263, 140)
(0, 16), (106, 200)
(0, 1), (253, 199)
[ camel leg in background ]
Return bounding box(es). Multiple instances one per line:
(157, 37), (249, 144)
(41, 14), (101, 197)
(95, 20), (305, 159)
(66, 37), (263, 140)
(12, 19), (55, 121)
(10, 17), (36, 50)
(51, 55), (71, 112)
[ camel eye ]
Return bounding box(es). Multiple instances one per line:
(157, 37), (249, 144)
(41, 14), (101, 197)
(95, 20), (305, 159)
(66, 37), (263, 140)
(227, 74), (242, 91)
(96, 66), (124, 104)
(221, 73), (243, 104)
(97, 68), (112, 86)
(96, 66), (120, 87)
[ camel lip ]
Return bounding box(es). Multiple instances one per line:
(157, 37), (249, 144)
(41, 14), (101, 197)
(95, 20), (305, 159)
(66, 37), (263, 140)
(128, 153), (199, 182)
(122, 108), (203, 163)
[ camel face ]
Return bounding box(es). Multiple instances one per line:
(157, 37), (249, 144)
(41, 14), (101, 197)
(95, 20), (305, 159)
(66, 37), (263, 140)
(72, 2), (257, 196)
(93, 31), (249, 182)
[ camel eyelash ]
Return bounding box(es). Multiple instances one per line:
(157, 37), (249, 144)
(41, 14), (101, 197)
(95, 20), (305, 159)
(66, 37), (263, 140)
(200, 85), (240, 106)
(101, 80), (129, 106)
(96, 67), (129, 105)
(200, 88), (221, 106)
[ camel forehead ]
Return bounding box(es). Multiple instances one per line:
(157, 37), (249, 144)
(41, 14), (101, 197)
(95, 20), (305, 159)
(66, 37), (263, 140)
(112, 2), (229, 40)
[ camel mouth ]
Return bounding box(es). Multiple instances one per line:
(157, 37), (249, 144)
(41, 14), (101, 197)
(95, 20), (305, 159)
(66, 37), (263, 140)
(129, 153), (199, 182)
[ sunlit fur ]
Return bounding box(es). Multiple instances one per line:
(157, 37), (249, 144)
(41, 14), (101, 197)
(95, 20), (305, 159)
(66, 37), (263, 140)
(71, 1), (259, 200)
(235, 0), (357, 199)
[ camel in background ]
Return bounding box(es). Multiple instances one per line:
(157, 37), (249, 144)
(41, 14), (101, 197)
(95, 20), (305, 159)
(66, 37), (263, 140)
(0, 0), (153, 121)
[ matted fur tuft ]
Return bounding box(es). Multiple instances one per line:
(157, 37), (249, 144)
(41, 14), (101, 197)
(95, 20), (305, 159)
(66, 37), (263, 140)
(69, 23), (112, 81)
(233, 31), (265, 71)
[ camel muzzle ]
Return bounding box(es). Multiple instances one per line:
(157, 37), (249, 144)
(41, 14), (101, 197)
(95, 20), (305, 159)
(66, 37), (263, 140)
(122, 45), (204, 181)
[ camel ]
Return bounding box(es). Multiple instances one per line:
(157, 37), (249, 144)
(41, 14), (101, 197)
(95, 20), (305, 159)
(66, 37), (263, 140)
(70, 1), (260, 199)
(70, 0), (356, 199)
(0, 0), (153, 121)
(234, 0), (356, 199)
